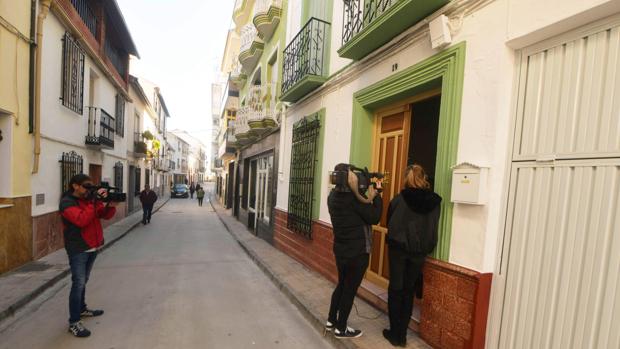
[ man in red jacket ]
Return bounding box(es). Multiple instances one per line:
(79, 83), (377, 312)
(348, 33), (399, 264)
(59, 174), (117, 337)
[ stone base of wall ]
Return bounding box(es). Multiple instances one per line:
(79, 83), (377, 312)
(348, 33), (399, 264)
(33, 211), (64, 260)
(420, 259), (492, 349)
(0, 197), (33, 274)
(273, 208), (492, 349)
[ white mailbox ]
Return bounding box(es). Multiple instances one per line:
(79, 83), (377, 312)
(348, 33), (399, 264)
(451, 162), (488, 205)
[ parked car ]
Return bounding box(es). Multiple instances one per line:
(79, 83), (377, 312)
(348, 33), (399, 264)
(171, 184), (189, 198)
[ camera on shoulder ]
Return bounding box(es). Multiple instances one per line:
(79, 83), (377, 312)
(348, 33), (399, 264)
(329, 164), (386, 193)
(83, 182), (127, 203)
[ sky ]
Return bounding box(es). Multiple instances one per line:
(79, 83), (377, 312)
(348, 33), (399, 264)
(116, 0), (235, 146)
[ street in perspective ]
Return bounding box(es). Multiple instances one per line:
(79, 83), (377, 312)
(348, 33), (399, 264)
(1, 0), (620, 349)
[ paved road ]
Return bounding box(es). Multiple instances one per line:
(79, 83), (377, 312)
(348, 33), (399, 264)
(0, 195), (332, 349)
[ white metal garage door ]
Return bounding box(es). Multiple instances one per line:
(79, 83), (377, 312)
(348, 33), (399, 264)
(498, 16), (620, 349)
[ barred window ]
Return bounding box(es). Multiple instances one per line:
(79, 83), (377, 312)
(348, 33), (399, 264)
(114, 161), (123, 191)
(61, 33), (85, 114)
(135, 167), (141, 196)
(287, 115), (321, 238)
(60, 151), (84, 194)
(145, 169), (151, 187)
(115, 94), (125, 137)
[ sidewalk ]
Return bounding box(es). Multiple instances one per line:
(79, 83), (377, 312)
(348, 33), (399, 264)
(0, 196), (169, 326)
(209, 196), (431, 349)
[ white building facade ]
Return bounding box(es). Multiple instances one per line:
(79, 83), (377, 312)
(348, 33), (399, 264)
(273, 0), (620, 348)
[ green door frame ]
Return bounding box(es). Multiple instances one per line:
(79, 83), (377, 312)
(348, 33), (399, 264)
(349, 42), (466, 260)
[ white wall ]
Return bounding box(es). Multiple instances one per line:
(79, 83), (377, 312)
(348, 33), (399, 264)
(277, 0), (620, 272)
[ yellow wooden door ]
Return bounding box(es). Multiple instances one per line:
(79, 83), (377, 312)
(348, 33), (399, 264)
(366, 105), (411, 289)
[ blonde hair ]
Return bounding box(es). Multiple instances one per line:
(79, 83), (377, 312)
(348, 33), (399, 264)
(404, 164), (430, 189)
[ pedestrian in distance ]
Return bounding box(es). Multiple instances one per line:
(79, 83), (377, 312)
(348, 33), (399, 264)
(196, 186), (205, 207)
(382, 164), (441, 347)
(189, 182), (196, 199)
(326, 163), (383, 339)
(139, 184), (158, 224)
(59, 174), (118, 338)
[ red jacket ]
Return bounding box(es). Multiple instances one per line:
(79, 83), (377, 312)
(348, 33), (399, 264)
(59, 195), (116, 253)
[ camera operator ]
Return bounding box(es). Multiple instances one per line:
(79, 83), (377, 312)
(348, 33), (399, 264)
(59, 174), (118, 338)
(326, 163), (383, 339)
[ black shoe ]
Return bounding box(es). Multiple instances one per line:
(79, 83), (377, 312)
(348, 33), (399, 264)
(383, 329), (406, 347)
(68, 321), (91, 337)
(142, 220), (146, 225)
(334, 327), (363, 339)
(80, 308), (104, 317)
(324, 321), (335, 332)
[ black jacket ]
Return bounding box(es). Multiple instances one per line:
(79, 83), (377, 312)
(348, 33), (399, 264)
(327, 190), (383, 259)
(387, 188), (442, 255)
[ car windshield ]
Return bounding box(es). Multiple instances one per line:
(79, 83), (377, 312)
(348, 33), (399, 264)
(174, 184), (187, 190)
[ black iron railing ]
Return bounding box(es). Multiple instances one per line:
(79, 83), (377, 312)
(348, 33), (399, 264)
(114, 161), (124, 191)
(134, 132), (147, 154)
(282, 18), (331, 94)
(61, 33), (85, 114)
(287, 116), (321, 238)
(104, 39), (127, 78)
(70, 0), (98, 37)
(342, 0), (395, 45)
(60, 151), (84, 194)
(86, 107), (115, 148)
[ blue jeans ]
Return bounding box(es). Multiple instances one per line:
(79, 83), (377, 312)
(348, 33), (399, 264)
(142, 205), (153, 223)
(68, 251), (97, 323)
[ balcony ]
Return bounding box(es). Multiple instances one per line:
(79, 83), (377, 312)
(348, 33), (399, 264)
(339, 0), (449, 60)
(85, 107), (115, 149)
(133, 132), (147, 158)
(281, 18), (331, 103)
(234, 106), (253, 145)
(104, 38), (128, 78)
(219, 128), (238, 159)
(230, 56), (247, 87)
(253, 0), (283, 41)
(239, 24), (264, 73)
(70, 0), (98, 37)
(233, 0), (254, 28)
(245, 84), (279, 136)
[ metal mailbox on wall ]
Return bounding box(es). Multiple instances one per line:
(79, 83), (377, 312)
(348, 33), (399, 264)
(450, 162), (488, 205)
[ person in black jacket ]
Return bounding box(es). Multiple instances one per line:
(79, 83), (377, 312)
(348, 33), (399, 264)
(326, 163), (383, 339)
(383, 164), (441, 347)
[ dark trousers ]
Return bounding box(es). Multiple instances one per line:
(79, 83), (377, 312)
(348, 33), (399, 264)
(198, 198), (204, 206)
(190, 191), (194, 198)
(142, 205), (153, 223)
(328, 253), (369, 331)
(68, 251), (97, 323)
(387, 247), (425, 341)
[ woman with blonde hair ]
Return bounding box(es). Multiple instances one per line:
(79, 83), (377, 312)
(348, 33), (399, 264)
(383, 164), (442, 347)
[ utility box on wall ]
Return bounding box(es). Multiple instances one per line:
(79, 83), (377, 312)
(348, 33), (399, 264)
(451, 162), (488, 205)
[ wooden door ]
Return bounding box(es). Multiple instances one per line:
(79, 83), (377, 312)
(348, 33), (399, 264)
(89, 164), (102, 185)
(367, 105), (411, 288)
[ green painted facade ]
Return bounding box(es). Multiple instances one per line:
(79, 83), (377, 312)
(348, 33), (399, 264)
(349, 42), (467, 260)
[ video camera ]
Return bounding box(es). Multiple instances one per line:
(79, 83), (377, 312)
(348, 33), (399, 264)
(329, 165), (387, 193)
(83, 182), (127, 203)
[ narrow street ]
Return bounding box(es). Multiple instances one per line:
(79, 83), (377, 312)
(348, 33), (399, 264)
(0, 195), (332, 349)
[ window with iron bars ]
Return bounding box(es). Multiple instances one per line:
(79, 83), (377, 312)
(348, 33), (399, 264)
(287, 115), (321, 238)
(60, 151), (84, 194)
(115, 94), (125, 137)
(61, 33), (85, 114)
(134, 167), (141, 196)
(114, 161), (124, 192)
(145, 169), (151, 187)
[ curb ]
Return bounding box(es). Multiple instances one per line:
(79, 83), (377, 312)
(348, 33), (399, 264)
(209, 197), (358, 349)
(0, 198), (170, 325)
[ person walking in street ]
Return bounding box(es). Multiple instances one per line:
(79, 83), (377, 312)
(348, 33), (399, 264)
(189, 183), (196, 199)
(196, 186), (205, 207)
(59, 174), (118, 338)
(326, 164), (383, 339)
(139, 184), (158, 224)
(382, 164), (441, 347)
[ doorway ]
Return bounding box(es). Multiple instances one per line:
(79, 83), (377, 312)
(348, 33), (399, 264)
(89, 164), (102, 185)
(367, 90), (441, 289)
(247, 159), (258, 231)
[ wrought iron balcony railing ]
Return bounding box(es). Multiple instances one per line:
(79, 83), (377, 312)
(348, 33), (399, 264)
(134, 132), (147, 155)
(104, 39), (127, 78)
(70, 0), (98, 37)
(342, 0), (395, 46)
(281, 18), (331, 99)
(85, 107), (115, 148)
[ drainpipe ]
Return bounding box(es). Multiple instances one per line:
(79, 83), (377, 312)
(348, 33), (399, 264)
(28, 0), (36, 133)
(32, 0), (52, 174)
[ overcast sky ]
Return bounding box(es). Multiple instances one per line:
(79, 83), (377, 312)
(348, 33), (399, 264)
(117, 0), (234, 146)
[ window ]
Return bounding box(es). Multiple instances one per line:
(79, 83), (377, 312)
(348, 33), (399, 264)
(145, 169), (151, 187)
(61, 33), (85, 114)
(115, 94), (125, 137)
(287, 115), (321, 238)
(60, 151), (84, 194)
(114, 161), (123, 191)
(134, 167), (141, 195)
